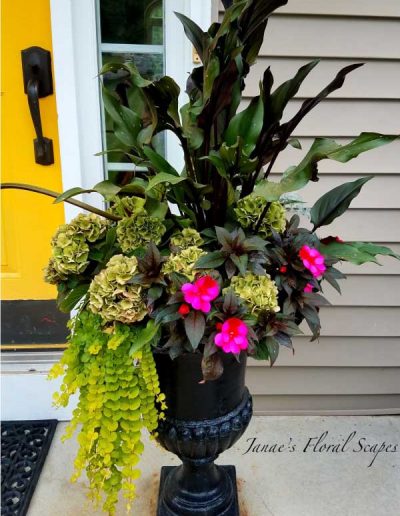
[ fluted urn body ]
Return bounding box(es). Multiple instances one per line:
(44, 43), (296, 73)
(154, 351), (252, 516)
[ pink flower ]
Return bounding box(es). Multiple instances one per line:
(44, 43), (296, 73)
(299, 245), (326, 278)
(214, 318), (249, 354)
(304, 283), (314, 293)
(181, 275), (220, 313)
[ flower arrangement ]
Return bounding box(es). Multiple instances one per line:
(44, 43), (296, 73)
(3, 0), (399, 513)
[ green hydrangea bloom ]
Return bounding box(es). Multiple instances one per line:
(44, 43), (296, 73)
(44, 213), (110, 284)
(51, 227), (90, 276)
(235, 195), (286, 237)
(116, 213), (166, 253)
(170, 228), (204, 250)
(69, 213), (109, 242)
(88, 255), (147, 324)
(43, 258), (68, 284)
(108, 196), (146, 218)
(162, 246), (205, 281)
(229, 272), (280, 314)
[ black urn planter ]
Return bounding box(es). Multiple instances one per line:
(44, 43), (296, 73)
(154, 351), (253, 516)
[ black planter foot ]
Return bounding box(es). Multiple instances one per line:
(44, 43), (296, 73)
(157, 465), (239, 516)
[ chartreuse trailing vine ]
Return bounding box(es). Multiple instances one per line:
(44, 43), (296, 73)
(49, 311), (166, 514)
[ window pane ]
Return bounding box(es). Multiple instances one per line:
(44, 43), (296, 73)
(100, 0), (163, 44)
(102, 52), (164, 82)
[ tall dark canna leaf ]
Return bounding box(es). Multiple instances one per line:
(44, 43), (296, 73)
(257, 63), (364, 171)
(198, 60), (239, 130)
(239, 0), (288, 43)
(279, 63), (364, 140)
(270, 59), (320, 123)
(239, 0), (288, 65)
(175, 12), (208, 63)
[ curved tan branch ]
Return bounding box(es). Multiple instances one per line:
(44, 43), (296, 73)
(0, 183), (121, 221)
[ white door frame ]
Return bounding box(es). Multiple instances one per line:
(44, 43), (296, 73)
(1, 0), (213, 421)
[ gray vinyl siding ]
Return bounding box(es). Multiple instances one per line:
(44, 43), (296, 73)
(216, 1), (400, 414)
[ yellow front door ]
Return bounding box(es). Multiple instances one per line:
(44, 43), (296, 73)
(1, 0), (66, 347)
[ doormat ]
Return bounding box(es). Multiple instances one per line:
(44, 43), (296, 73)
(1, 420), (58, 516)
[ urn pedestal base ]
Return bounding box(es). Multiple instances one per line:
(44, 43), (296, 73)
(154, 352), (252, 516)
(157, 465), (239, 516)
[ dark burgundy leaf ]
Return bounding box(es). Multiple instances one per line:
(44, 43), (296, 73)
(198, 60), (239, 130)
(279, 63), (363, 140)
(175, 12), (207, 63)
(184, 311), (206, 350)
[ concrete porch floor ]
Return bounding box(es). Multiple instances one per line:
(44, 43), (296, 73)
(28, 416), (400, 516)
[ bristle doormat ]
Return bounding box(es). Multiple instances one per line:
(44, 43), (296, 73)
(1, 420), (58, 516)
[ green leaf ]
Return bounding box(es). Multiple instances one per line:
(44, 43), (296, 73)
(148, 285), (163, 302)
(204, 56), (220, 102)
(311, 176), (373, 230)
(181, 103), (204, 150)
(54, 187), (87, 204)
(184, 311), (206, 350)
(146, 173), (186, 191)
(102, 227), (117, 264)
(58, 284), (89, 312)
(194, 251), (226, 269)
(145, 197), (169, 219)
(102, 86), (141, 147)
(100, 61), (152, 88)
(321, 241), (400, 265)
(254, 133), (397, 202)
(129, 320), (159, 356)
(270, 59), (319, 123)
(143, 147), (180, 176)
(224, 95), (264, 155)
(328, 132), (398, 162)
(253, 339), (270, 360)
(93, 180), (121, 197)
(147, 76), (181, 128)
(288, 138), (302, 150)
(119, 181), (147, 195)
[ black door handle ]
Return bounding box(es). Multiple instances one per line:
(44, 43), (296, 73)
(21, 46), (54, 165)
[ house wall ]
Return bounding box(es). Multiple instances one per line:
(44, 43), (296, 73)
(216, 1), (400, 414)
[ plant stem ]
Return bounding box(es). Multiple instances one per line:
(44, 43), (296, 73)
(0, 183), (121, 221)
(254, 201), (271, 233)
